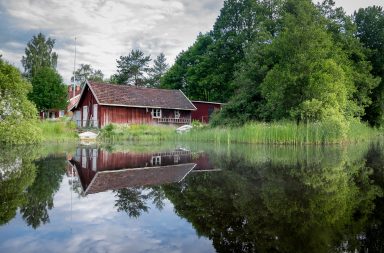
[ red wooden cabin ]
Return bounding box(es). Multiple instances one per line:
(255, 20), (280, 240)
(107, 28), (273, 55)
(70, 81), (196, 128)
(191, 101), (223, 123)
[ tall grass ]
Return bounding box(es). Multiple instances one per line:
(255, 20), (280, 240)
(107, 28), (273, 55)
(178, 120), (380, 145)
(98, 124), (176, 142)
(38, 119), (78, 142)
(95, 120), (380, 145)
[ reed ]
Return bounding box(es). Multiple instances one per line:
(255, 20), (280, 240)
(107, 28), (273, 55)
(98, 123), (176, 142)
(38, 119), (78, 142)
(178, 120), (380, 145)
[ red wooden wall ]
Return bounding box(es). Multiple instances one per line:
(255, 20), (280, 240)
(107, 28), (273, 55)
(191, 101), (222, 123)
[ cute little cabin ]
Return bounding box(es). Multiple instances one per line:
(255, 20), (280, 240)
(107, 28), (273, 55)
(70, 81), (196, 128)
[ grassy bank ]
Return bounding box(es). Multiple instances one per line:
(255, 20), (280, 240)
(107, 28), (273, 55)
(98, 123), (175, 142)
(180, 120), (380, 145)
(38, 119), (78, 142)
(98, 120), (380, 145)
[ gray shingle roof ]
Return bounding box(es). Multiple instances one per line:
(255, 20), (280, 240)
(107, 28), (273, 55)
(88, 81), (196, 110)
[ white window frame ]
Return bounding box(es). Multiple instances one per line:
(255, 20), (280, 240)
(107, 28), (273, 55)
(151, 108), (162, 119)
(151, 156), (161, 166)
(59, 110), (65, 117)
(174, 110), (180, 119)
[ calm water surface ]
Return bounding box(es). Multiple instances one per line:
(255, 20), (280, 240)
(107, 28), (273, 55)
(1, 141), (384, 253)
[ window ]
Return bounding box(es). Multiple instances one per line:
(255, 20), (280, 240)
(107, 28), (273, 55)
(174, 155), (180, 164)
(174, 110), (180, 119)
(151, 156), (161, 166)
(59, 110), (65, 117)
(152, 108), (162, 118)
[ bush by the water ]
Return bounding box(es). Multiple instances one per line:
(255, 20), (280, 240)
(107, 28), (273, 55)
(0, 119), (42, 145)
(0, 59), (42, 144)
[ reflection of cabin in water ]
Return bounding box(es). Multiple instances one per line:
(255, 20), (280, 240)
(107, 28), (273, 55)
(68, 147), (217, 195)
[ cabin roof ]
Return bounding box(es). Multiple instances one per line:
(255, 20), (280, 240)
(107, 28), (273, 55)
(67, 94), (80, 111)
(84, 163), (196, 194)
(191, 100), (224, 105)
(81, 81), (196, 110)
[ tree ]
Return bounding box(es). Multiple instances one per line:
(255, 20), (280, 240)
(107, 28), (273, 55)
(148, 53), (168, 87)
(0, 58), (41, 144)
(21, 33), (58, 78)
(161, 0), (284, 102)
(215, 0), (378, 130)
(354, 6), (384, 126)
(161, 33), (214, 98)
(29, 67), (68, 113)
(74, 64), (104, 83)
(115, 49), (151, 86)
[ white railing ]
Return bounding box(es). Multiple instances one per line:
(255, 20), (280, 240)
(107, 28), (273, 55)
(73, 120), (98, 128)
(157, 118), (191, 124)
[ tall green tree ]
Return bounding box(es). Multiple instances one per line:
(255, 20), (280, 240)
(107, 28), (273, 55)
(21, 33), (58, 78)
(260, 0), (352, 123)
(214, 0), (378, 129)
(354, 6), (384, 126)
(148, 53), (168, 88)
(115, 49), (151, 86)
(316, 1), (380, 120)
(0, 58), (41, 144)
(162, 0), (277, 102)
(29, 67), (68, 113)
(74, 64), (104, 83)
(161, 33), (214, 98)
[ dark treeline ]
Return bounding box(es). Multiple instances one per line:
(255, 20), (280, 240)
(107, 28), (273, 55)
(160, 0), (384, 129)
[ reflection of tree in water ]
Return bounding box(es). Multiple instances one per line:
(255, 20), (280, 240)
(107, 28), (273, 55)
(354, 142), (384, 252)
(147, 186), (166, 210)
(114, 186), (166, 217)
(20, 156), (66, 229)
(162, 146), (384, 253)
(114, 188), (149, 218)
(0, 147), (36, 225)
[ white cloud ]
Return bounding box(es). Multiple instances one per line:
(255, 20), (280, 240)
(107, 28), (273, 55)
(0, 0), (382, 84)
(0, 0), (222, 83)
(333, 0), (383, 14)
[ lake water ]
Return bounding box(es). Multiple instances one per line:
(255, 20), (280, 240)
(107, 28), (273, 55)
(1, 141), (384, 253)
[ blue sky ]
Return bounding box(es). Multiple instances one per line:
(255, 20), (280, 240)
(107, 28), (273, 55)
(0, 0), (382, 83)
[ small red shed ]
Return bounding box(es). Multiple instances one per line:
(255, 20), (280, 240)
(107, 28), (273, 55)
(191, 101), (223, 123)
(71, 81), (196, 128)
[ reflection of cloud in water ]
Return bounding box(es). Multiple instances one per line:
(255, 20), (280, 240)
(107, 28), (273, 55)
(0, 177), (214, 253)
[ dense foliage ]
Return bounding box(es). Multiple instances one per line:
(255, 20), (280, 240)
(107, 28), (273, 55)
(0, 59), (41, 144)
(354, 6), (384, 126)
(29, 67), (68, 113)
(161, 0), (383, 133)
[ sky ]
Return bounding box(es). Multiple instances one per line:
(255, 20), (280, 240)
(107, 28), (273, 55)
(0, 0), (383, 84)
